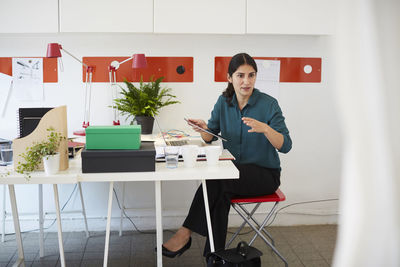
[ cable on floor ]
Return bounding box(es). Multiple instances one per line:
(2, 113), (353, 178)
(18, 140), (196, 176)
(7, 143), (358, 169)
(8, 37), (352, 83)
(4, 184), (78, 237)
(266, 198), (339, 227)
(227, 198), (339, 235)
(113, 188), (176, 235)
(113, 188), (154, 234)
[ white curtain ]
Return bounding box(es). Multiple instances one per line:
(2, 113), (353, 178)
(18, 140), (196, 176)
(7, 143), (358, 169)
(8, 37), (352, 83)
(333, 0), (400, 266)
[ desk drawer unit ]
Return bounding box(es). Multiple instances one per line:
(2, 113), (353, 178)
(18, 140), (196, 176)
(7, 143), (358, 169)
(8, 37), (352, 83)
(81, 142), (155, 173)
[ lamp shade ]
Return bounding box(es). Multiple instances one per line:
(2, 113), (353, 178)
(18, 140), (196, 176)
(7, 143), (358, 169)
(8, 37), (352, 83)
(132, 54), (147, 69)
(46, 43), (62, 58)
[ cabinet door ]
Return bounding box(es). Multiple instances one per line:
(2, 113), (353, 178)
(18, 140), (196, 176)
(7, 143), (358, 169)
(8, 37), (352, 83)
(0, 0), (58, 33)
(247, 0), (335, 35)
(154, 0), (246, 34)
(60, 0), (153, 32)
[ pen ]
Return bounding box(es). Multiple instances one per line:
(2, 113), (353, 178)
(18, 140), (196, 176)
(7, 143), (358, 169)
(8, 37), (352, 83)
(17, 61), (30, 68)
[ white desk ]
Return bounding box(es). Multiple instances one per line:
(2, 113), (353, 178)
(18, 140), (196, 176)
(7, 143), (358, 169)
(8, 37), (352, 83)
(79, 159), (239, 267)
(0, 160), (80, 267)
(1, 158), (239, 267)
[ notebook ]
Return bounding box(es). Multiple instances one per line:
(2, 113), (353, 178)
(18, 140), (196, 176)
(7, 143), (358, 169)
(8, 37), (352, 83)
(18, 107), (53, 138)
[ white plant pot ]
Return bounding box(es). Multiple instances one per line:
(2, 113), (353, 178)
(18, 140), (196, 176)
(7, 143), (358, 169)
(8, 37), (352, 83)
(43, 153), (60, 175)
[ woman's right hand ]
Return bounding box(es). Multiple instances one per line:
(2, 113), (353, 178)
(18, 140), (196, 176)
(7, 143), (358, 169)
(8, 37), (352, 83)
(187, 118), (208, 132)
(187, 118), (214, 142)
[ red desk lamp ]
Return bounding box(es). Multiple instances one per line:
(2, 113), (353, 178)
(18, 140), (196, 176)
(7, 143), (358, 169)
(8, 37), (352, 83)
(108, 54), (147, 125)
(46, 43), (94, 136)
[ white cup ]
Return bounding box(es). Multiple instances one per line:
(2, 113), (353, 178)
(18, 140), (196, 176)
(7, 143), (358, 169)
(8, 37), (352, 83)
(204, 146), (222, 166)
(181, 145), (199, 168)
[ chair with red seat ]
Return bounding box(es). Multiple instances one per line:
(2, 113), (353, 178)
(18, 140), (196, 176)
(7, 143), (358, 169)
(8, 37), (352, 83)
(226, 188), (288, 267)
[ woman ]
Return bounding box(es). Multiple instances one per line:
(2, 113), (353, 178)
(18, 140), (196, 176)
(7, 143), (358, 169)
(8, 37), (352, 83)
(162, 53), (292, 258)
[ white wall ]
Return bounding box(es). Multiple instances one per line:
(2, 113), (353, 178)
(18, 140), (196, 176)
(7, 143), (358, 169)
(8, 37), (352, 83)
(0, 33), (341, 232)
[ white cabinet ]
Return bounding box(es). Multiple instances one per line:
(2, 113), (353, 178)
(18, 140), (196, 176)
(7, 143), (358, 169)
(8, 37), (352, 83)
(0, 0), (58, 33)
(154, 0), (246, 34)
(59, 0), (153, 33)
(247, 0), (335, 35)
(0, 0), (335, 35)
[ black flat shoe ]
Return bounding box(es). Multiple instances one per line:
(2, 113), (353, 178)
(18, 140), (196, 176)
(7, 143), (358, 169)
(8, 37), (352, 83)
(161, 237), (192, 258)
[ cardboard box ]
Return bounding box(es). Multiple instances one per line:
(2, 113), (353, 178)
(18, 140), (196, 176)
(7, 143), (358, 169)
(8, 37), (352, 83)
(81, 142), (155, 173)
(85, 125), (141, 150)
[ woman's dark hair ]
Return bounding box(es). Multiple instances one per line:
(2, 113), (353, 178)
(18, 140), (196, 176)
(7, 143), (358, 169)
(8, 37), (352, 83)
(222, 53), (258, 105)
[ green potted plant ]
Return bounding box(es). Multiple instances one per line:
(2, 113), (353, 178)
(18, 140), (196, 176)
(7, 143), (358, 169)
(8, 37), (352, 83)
(16, 127), (66, 178)
(112, 76), (180, 134)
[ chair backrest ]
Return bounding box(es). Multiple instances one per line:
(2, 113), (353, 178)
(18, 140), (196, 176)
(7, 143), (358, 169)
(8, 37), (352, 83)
(231, 188), (286, 204)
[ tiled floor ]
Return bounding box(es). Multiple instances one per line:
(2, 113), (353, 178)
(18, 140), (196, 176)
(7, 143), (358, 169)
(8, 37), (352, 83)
(0, 225), (337, 267)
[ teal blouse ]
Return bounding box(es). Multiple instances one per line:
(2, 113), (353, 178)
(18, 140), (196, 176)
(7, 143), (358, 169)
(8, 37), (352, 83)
(207, 89), (292, 169)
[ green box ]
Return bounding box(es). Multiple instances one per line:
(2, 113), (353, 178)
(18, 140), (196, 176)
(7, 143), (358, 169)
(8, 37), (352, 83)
(85, 125), (141, 150)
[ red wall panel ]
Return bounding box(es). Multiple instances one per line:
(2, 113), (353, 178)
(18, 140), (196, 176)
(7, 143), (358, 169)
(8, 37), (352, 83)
(215, 57), (321, 83)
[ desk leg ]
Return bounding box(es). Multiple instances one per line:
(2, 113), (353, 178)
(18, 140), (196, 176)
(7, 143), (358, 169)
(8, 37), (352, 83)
(2, 184), (6, 243)
(78, 182), (90, 238)
(53, 184), (65, 267)
(201, 179), (215, 252)
(104, 181), (114, 267)
(8, 185), (25, 267)
(39, 184), (44, 258)
(155, 181), (163, 267)
(119, 181), (125, 237)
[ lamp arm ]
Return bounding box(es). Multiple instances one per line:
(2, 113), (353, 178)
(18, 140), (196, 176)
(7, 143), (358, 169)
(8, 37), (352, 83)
(118, 55), (134, 65)
(61, 48), (89, 69)
(110, 55), (134, 70)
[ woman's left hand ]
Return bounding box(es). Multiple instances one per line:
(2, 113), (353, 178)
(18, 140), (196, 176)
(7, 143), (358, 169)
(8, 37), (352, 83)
(242, 117), (267, 133)
(242, 116), (284, 150)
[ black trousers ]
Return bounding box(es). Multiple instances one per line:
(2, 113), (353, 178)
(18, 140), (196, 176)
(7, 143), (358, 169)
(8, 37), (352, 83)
(182, 163), (281, 256)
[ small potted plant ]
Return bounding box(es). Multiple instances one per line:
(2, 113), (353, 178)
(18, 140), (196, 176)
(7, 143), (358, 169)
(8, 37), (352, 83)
(16, 127), (66, 177)
(112, 76), (180, 134)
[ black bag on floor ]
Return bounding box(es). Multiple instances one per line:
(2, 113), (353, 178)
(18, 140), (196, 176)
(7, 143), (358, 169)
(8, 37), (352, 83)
(206, 241), (262, 267)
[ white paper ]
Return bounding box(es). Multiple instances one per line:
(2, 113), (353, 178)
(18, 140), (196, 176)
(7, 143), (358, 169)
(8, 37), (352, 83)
(155, 146), (234, 161)
(255, 59), (281, 100)
(0, 73), (13, 116)
(12, 58), (44, 101)
(155, 145), (204, 159)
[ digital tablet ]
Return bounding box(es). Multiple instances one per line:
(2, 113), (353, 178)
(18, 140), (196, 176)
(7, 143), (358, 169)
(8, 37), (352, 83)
(184, 118), (227, 142)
